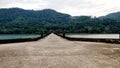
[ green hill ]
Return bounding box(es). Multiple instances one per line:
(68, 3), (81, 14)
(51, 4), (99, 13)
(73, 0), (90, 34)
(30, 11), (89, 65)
(0, 8), (119, 34)
(100, 12), (120, 21)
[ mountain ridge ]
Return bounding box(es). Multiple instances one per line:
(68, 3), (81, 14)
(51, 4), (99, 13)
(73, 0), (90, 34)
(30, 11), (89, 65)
(1, 7), (120, 19)
(99, 11), (120, 21)
(0, 8), (119, 34)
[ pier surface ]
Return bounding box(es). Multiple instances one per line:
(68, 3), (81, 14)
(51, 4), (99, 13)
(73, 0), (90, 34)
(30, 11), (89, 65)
(0, 33), (120, 68)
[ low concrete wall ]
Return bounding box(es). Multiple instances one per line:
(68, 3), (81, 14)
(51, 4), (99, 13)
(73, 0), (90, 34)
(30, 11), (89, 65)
(56, 33), (120, 44)
(0, 34), (49, 44)
(65, 37), (120, 44)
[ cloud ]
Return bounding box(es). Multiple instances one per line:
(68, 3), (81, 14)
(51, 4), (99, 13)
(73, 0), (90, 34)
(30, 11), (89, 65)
(0, 0), (119, 17)
(0, 0), (47, 9)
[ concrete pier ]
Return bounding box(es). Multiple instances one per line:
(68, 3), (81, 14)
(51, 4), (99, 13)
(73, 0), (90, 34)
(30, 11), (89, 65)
(0, 33), (120, 68)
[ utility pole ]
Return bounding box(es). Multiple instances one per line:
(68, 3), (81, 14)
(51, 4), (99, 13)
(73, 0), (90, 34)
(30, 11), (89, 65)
(41, 33), (43, 37)
(63, 33), (65, 37)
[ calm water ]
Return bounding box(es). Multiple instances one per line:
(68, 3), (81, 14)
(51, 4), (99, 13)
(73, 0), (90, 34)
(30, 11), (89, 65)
(0, 34), (41, 40)
(66, 34), (119, 39)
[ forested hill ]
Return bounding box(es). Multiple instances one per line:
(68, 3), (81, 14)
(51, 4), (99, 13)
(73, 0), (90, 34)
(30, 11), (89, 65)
(100, 12), (120, 21)
(0, 8), (71, 24)
(0, 8), (119, 34)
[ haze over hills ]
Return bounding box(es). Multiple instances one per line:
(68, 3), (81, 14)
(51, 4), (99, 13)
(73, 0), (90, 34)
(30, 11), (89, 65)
(0, 8), (119, 34)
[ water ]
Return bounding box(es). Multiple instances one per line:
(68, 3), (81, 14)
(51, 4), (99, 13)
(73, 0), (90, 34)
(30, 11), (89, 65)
(66, 34), (119, 39)
(0, 34), (41, 40)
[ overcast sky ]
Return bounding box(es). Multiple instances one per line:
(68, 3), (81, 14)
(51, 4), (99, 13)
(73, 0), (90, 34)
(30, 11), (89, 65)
(0, 0), (120, 17)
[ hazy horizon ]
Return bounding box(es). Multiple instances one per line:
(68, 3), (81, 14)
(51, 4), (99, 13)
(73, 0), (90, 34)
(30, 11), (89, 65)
(0, 0), (120, 17)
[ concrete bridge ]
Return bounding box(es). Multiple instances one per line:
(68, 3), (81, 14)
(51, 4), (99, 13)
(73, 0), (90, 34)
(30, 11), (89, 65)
(0, 33), (120, 68)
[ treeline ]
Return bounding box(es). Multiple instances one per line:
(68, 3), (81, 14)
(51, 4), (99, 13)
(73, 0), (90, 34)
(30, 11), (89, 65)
(0, 8), (119, 34)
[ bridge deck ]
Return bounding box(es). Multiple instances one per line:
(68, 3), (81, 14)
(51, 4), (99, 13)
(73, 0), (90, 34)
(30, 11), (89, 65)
(0, 33), (120, 68)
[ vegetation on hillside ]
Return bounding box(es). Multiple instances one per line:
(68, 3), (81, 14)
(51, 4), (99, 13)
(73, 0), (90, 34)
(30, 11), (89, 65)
(0, 8), (120, 34)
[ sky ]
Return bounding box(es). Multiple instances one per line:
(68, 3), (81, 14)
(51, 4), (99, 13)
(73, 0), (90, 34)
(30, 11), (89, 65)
(0, 0), (120, 17)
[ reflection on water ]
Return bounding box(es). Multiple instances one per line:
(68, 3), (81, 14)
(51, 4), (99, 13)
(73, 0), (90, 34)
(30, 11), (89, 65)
(66, 34), (119, 39)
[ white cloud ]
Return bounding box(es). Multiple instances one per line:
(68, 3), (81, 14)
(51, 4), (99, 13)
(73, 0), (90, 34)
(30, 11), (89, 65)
(0, 0), (119, 17)
(0, 0), (48, 10)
